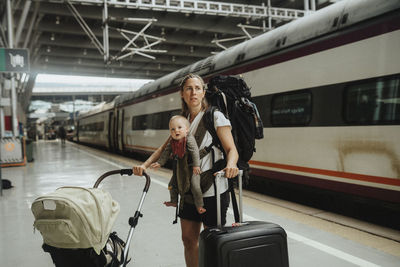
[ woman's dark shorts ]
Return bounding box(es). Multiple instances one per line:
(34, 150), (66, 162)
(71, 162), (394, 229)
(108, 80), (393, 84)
(178, 190), (230, 227)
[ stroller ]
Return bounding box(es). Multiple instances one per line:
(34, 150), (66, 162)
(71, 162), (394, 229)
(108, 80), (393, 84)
(31, 169), (150, 267)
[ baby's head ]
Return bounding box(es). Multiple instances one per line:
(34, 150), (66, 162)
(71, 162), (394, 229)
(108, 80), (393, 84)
(169, 115), (190, 140)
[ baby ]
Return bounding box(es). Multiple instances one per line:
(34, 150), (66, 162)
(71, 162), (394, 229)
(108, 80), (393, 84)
(151, 115), (206, 214)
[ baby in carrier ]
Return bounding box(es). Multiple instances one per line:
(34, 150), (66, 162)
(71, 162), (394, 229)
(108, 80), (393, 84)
(151, 115), (206, 214)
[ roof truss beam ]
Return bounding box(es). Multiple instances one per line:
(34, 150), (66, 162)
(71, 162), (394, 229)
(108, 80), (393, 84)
(54, 0), (308, 20)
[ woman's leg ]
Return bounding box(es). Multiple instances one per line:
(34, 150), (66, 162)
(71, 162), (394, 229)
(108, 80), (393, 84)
(180, 218), (202, 267)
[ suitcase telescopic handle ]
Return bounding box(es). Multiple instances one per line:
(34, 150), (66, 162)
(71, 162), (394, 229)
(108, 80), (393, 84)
(93, 169), (151, 192)
(215, 170), (243, 227)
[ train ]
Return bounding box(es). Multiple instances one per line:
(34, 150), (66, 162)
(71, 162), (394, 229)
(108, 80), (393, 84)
(75, 0), (400, 205)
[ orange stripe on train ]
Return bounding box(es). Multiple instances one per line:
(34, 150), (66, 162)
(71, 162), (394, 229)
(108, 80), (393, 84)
(249, 160), (400, 186)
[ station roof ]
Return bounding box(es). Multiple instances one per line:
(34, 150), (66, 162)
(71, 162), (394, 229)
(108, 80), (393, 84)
(0, 0), (334, 112)
(2, 0), (327, 79)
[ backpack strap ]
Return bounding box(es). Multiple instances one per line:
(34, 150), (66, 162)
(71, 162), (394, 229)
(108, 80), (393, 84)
(194, 107), (222, 159)
(193, 115), (207, 147)
(229, 179), (240, 223)
(202, 106), (224, 157)
(202, 106), (241, 223)
(193, 115), (208, 159)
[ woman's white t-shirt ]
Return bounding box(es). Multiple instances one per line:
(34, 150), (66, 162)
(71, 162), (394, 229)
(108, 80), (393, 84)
(188, 110), (231, 197)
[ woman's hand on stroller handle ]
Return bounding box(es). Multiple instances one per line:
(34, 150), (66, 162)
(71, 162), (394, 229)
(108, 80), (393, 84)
(94, 169), (150, 191)
(133, 165), (147, 176)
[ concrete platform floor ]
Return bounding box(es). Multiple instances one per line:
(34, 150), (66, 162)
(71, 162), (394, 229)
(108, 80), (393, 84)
(1, 140), (399, 267)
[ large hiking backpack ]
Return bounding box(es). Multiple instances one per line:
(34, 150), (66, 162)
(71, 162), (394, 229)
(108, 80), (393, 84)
(204, 75), (264, 183)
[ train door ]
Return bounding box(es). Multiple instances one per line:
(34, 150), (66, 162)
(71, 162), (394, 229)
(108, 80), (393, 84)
(113, 109), (119, 152)
(108, 111), (115, 151)
(76, 121), (79, 142)
(117, 109), (125, 153)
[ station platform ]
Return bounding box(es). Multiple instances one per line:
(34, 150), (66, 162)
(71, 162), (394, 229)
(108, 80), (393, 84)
(1, 140), (400, 267)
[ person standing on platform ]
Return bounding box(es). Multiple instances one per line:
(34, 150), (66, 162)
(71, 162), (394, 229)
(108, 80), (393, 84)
(133, 73), (239, 267)
(58, 126), (66, 144)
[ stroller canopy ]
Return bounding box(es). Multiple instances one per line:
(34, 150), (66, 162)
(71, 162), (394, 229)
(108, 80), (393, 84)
(32, 187), (120, 254)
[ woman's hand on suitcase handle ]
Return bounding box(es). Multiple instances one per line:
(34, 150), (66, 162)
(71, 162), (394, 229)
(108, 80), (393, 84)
(221, 165), (239, 178)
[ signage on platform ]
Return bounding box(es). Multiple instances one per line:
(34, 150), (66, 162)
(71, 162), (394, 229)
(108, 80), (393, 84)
(0, 48), (29, 72)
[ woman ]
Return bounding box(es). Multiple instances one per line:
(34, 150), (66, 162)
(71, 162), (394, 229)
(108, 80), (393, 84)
(133, 73), (239, 267)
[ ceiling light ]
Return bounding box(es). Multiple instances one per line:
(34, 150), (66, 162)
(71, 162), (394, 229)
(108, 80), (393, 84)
(172, 56), (176, 62)
(83, 49), (87, 55)
(47, 46), (51, 53)
(190, 46), (194, 53)
(56, 16), (60, 25)
(50, 33), (55, 41)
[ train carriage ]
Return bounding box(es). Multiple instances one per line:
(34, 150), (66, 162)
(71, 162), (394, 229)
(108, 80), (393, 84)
(76, 0), (400, 204)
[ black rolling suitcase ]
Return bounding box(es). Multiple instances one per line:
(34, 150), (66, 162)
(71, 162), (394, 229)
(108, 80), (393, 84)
(199, 171), (289, 267)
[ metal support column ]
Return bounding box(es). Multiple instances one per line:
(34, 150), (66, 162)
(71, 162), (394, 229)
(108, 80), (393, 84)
(267, 0), (272, 31)
(304, 0), (310, 15)
(7, 0), (19, 137)
(103, 0), (109, 63)
(310, 0), (316, 11)
(23, 2), (40, 49)
(14, 1), (32, 46)
(67, 1), (104, 56)
(0, 81), (2, 195)
(0, 85), (4, 138)
(72, 95), (76, 123)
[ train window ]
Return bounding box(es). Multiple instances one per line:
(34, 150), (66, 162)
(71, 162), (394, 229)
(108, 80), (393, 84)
(271, 90), (312, 126)
(131, 109), (181, 130)
(151, 113), (164, 129)
(332, 17), (339, 27)
(341, 13), (348, 24)
(169, 109), (181, 118)
(95, 122), (102, 131)
(132, 116), (144, 130)
(78, 121), (104, 131)
(345, 75), (400, 124)
(96, 122), (104, 131)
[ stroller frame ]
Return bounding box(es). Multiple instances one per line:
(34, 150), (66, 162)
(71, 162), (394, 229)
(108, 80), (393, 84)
(41, 169), (151, 267)
(94, 169), (151, 267)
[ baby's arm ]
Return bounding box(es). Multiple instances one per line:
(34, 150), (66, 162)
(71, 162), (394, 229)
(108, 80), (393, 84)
(154, 142), (172, 169)
(191, 173), (205, 214)
(186, 135), (201, 168)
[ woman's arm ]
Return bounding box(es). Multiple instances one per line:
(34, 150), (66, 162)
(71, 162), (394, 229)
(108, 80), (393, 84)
(132, 136), (171, 176)
(216, 126), (239, 178)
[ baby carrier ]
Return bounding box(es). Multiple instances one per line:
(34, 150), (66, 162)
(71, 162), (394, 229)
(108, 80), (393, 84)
(31, 169), (151, 267)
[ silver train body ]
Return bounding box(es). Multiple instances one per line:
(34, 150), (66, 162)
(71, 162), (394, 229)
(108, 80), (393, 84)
(76, 0), (400, 204)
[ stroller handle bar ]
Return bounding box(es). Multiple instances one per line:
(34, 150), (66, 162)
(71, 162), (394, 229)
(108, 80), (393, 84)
(93, 169), (151, 192)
